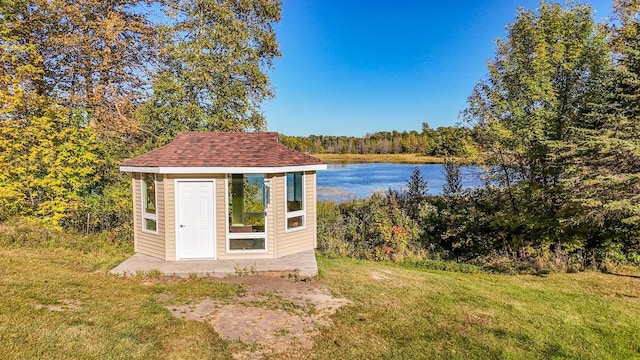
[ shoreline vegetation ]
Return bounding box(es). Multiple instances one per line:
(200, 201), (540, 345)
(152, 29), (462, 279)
(312, 153), (461, 164)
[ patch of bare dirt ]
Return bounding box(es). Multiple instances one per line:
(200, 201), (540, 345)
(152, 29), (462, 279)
(370, 269), (393, 280)
(34, 299), (80, 312)
(167, 275), (350, 359)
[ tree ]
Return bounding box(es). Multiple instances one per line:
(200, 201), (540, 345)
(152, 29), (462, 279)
(442, 160), (462, 197)
(1, 0), (284, 229)
(139, 0), (282, 147)
(0, 0), (156, 228)
(466, 1), (610, 182)
(0, 104), (103, 226)
(1, 0), (157, 135)
(464, 1), (611, 250)
(557, 0), (640, 259)
(393, 167), (429, 221)
(406, 167), (429, 200)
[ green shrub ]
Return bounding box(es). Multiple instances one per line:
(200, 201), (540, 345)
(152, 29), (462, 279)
(316, 202), (353, 258)
(64, 179), (133, 237)
(0, 218), (132, 254)
(318, 195), (423, 262)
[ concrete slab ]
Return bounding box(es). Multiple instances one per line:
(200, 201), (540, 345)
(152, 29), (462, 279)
(109, 249), (318, 278)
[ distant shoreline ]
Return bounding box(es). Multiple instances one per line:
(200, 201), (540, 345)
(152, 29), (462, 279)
(311, 153), (454, 164)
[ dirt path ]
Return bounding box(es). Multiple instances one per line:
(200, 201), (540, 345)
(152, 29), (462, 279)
(167, 275), (350, 359)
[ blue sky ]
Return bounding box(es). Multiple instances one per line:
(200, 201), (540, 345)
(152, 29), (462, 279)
(262, 0), (613, 136)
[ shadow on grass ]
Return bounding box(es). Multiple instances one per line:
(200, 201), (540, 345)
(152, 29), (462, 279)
(605, 271), (640, 280)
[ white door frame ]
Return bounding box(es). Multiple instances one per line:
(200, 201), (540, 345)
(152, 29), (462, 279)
(175, 179), (216, 260)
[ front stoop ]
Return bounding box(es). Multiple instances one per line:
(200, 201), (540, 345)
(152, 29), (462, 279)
(109, 249), (318, 278)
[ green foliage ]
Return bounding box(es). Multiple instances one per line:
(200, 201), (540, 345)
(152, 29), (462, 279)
(66, 179), (133, 237)
(317, 173), (640, 272)
(139, 0), (282, 148)
(465, 1), (610, 188)
(1, 0), (284, 230)
(317, 195), (423, 262)
(0, 106), (104, 226)
(400, 258), (485, 274)
(0, 0), (157, 135)
(405, 166), (429, 200)
(459, 1), (640, 266)
(316, 201), (351, 258)
(557, 0), (640, 228)
(442, 159), (462, 196)
(0, 218), (132, 259)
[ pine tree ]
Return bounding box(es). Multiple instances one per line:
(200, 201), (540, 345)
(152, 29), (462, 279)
(564, 0), (640, 227)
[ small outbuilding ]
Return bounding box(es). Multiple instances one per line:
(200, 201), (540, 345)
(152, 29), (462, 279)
(119, 132), (327, 262)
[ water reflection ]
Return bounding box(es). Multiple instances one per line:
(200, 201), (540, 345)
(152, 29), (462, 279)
(317, 163), (483, 203)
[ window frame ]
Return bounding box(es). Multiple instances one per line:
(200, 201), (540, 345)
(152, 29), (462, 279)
(285, 172), (306, 232)
(141, 173), (158, 234)
(225, 174), (268, 253)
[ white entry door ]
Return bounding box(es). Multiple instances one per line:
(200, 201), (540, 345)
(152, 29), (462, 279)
(177, 181), (215, 259)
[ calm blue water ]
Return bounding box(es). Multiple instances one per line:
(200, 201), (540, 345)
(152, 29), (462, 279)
(317, 163), (483, 202)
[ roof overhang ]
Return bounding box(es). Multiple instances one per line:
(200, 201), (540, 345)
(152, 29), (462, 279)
(119, 164), (328, 174)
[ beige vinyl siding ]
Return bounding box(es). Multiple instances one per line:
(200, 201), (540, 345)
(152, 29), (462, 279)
(149, 173), (274, 261)
(215, 175), (227, 260)
(274, 171), (316, 258)
(164, 178), (175, 260)
(305, 171), (318, 249)
(132, 173), (166, 260)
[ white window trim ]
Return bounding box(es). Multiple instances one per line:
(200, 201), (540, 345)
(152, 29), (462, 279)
(225, 174), (268, 254)
(141, 173), (158, 235)
(285, 172), (306, 233)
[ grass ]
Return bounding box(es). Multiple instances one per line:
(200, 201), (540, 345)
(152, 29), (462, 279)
(0, 247), (242, 359)
(312, 153), (455, 164)
(1, 223), (639, 359)
(312, 257), (640, 359)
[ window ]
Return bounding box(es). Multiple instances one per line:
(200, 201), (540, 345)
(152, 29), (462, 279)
(228, 174), (267, 251)
(229, 238), (265, 251)
(141, 174), (157, 233)
(286, 172), (305, 230)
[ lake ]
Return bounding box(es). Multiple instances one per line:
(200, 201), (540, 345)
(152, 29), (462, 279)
(317, 163), (483, 202)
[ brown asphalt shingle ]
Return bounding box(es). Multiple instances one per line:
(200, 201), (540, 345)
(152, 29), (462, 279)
(121, 132), (325, 168)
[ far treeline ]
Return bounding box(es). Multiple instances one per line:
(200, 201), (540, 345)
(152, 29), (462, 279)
(279, 124), (478, 157)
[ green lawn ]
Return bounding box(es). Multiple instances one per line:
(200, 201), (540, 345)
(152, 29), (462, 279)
(313, 257), (640, 359)
(0, 238), (638, 359)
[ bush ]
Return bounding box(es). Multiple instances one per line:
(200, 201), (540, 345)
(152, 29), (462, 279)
(316, 202), (352, 258)
(0, 217), (132, 253)
(317, 195), (424, 262)
(64, 179), (133, 241)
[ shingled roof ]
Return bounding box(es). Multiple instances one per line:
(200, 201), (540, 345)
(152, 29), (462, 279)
(120, 132), (325, 171)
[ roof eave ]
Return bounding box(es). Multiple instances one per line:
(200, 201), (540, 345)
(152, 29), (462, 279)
(119, 164), (328, 174)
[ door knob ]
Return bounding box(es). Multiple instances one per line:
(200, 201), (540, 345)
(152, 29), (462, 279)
(180, 224), (185, 228)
